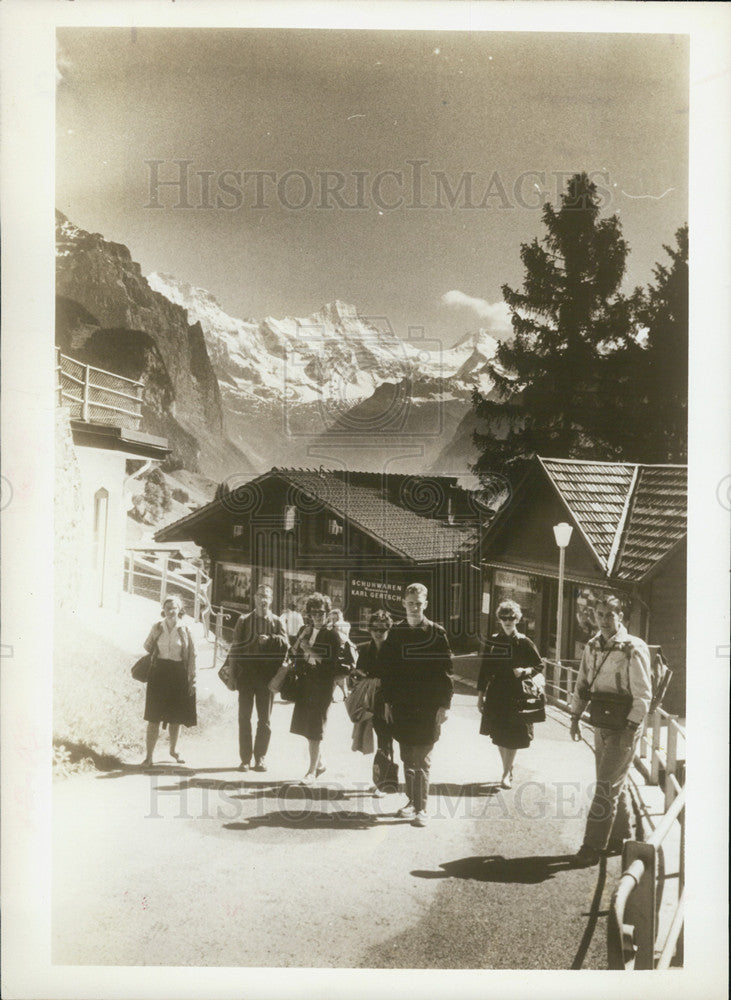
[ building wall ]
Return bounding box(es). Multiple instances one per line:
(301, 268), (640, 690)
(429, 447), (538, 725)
(74, 446), (129, 611)
(647, 545), (687, 716)
(55, 410), (84, 613)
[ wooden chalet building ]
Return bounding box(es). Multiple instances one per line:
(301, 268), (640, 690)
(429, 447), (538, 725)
(478, 456), (687, 714)
(155, 468), (487, 649)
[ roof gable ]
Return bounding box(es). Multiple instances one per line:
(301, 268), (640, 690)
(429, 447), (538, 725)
(538, 457), (687, 581)
(539, 457), (636, 571)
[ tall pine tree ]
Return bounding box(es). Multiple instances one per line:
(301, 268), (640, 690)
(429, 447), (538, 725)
(472, 172), (634, 480)
(627, 225), (688, 463)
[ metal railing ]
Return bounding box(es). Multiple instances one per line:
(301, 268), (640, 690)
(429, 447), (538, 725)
(57, 348), (143, 430)
(542, 657), (580, 710)
(124, 550), (212, 625)
(607, 786), (685, 969)
(208, 604), (243, 671)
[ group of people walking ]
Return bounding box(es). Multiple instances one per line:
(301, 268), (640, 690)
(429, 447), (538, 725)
(139, 585), (654, 854)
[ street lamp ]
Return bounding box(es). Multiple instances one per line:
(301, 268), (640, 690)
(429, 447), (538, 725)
(552, 522), (574, 664)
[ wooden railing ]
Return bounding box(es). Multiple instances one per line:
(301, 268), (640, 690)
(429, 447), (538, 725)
(637, 708), (686, 808)
(57, 348), (143, 430)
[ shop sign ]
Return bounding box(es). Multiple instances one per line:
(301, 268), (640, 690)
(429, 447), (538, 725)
(349, 578), (405, 601)
(494, 569), (534, 592)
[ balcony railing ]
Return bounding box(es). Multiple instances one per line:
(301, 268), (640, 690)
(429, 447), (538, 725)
(56, 348), (143, 431)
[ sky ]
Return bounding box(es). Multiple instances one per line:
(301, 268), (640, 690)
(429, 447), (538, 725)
(56, 28), (688, 347)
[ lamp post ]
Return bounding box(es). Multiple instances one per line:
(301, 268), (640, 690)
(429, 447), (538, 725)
(552, 522), (573, 665)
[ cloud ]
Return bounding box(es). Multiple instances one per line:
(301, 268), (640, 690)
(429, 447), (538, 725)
(441, 290), (512, 336)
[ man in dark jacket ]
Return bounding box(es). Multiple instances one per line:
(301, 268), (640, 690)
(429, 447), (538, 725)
(228, 584), (288, 771)
(381, 583), (453, 827)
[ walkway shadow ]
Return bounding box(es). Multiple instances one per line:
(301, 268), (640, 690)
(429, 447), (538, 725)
(224, 809), (378, 832)
(412, 853), (578, 884)
(96, 766), (311, 783)
(430, 782), (501, 798)
(97, 772), (377, 804)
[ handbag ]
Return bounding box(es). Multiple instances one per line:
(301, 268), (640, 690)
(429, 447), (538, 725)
(279, 667), (302, 703)
(514, 676), (546, 723)
(131, 654), (153, 683)
(372, 748), (399, 793)
(218, 656), (237, 692)
(588, 691), (633, 730)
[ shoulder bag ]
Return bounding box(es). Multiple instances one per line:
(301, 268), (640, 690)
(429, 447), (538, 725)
(585, 646), (633, 730)
(131, 653), (153, 683)
(514, 676), (546, 723)
(218, 656), (238, 692)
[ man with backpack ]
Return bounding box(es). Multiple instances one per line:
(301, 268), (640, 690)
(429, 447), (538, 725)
(568, 593), (652, 866)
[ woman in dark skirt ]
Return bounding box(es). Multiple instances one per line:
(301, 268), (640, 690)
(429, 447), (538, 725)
(288, 593), (346, 784)
(477, 599), (543, 788)
(141, 595), (197, 767)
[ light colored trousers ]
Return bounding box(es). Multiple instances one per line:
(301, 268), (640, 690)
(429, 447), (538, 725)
(583, 725), (642, 850)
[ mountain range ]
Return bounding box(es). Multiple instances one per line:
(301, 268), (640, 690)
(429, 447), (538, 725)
(56, 211), (500, 481)
(147, 273), (500, 473)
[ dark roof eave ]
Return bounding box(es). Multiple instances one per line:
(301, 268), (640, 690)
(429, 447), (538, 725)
(614, 533), (687, 584)
(153, 497), (228, 542)
(70, 420), (170, 459)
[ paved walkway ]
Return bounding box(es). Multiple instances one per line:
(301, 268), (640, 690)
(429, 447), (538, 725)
(53, 682), (634, 970)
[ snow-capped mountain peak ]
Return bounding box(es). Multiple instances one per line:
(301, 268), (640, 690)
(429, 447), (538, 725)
(146, 271), (498, 467)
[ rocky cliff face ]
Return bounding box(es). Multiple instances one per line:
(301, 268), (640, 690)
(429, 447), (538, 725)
(56, 212), (254, 479)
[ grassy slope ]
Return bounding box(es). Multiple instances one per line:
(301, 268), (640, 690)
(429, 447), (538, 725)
(54, 593), (227, 773)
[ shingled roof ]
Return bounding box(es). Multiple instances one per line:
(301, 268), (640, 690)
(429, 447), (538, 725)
(539, 457), (686, 580)
(270, 469), (479, 563)
(612, 465), (687, 579)
(155, 468), (481, 564)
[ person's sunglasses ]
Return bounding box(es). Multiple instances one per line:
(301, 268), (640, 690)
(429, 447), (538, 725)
(498, 615), (518, 621)
(370, 627), (388, 633)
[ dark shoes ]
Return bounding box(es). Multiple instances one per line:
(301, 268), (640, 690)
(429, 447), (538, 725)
(573, 845), (601, 867)
(253, 759), (268, 772)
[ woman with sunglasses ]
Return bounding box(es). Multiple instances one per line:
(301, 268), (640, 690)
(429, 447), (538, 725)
(477, 599), (543, 788)
(288, 593), (347, 784)
(351, 610), (395, 796)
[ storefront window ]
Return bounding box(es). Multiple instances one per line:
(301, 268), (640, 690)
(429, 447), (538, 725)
(215, 561), (252, 611)
(491, 570), (541, 641)
(282, 570), (316, 612)
(320, 575), (345, 610)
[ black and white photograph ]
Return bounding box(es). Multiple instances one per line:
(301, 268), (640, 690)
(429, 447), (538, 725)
(1, 2), (729, 998)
